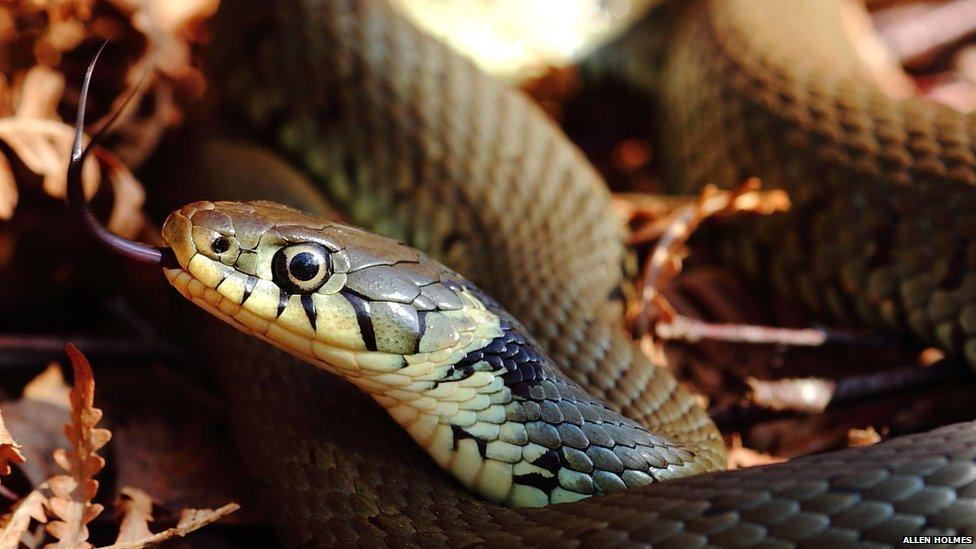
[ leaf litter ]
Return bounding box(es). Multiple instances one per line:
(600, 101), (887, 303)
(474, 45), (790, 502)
(0, 345), (237, 548)
(0, 0), (217, 235)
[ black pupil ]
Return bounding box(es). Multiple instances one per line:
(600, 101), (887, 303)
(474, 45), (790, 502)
(212, 237), (230, 254)
(289, 252), (320, 281)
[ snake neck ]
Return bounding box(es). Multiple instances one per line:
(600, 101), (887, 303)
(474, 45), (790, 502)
(167, 251), (705, 508)
(354, 285), (707, 508)
(370, 314), (695, 508)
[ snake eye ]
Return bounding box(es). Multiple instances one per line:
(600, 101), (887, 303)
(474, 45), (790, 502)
(211, 236), (231, 254)
(272, 243), (332, 294)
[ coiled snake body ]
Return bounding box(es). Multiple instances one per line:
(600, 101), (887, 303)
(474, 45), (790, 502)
(76, 0), (976, 546)
(589, 0), (976, 366)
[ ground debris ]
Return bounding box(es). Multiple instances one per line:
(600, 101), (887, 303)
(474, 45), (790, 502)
(44, 344), (110, 548)
(0, 346), (237, 548)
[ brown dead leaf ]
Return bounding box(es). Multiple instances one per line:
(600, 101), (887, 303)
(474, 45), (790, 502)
(99, 502), (239, 549)
(0, 115), (145, 236)
(0, 153), (15, 220)
(45, 344), (111, 549)
(848, 426), (883, 447)
(92, 0), (217, 165)
(0, 411), (25, 478)
(656, 317), (832, 346)
(107, 0), (218, 86)
(111, 488), (153, 545)
(15, 67), (64, 121)
(2, 400), (66, 489)
(626, 179), (791, 337)
(24, 364), (70, 409)
(726, 433), (786, 470)
(0, 0), (218, 233)
(4, 365), (72, 486)
(0, 491), (48, 549)
(5, 349), (238, 547)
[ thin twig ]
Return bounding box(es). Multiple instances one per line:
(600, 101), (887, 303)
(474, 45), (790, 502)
(0, 335), (185, 367)
(746, 358), (965, 413)
(628, 179), (791, 338)
(656, 315), (897, 348)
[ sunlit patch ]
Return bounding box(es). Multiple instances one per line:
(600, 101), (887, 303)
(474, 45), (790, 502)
(389, 0), (655, 81)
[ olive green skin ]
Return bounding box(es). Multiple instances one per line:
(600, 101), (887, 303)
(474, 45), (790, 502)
(142, 0), (976, 545)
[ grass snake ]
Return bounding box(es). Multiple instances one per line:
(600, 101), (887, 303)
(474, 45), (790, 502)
(69, 0), (976, 546)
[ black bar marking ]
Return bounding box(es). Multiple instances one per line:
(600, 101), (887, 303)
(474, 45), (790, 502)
(276, 289), (289, 318)
(214, 271), (231, 291)
(414, 310), (429, 353)
(342, 290), (377, 351)
(241, 275), (258, 304)
(300, 294), (317, 329)
(513, 472), (558, 494)
(533, 449), (561, 474)
(451, 425), (488, 457)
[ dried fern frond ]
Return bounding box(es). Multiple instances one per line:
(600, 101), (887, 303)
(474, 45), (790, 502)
(45, 344), (110, 549)
(104, 487), (238, 549)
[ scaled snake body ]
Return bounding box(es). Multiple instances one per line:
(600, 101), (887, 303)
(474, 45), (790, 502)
(73, 0), (976, 546)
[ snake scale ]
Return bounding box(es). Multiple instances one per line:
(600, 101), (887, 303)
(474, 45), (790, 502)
(87, 0), (976, 546)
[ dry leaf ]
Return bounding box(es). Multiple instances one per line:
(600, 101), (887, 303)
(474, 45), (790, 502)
(6, 349), (238, 547)
(107, 0), (218, 84)
(112, 418), (246, 513)
(626, 179), (791, 337)
(656, 316), (832, 346)
(0, 412), (25, 478)
(848, 426), (883, 447)
(99, 502), (239, 549)
(45, 344), (111, 549)
(0, 0), (219, 232)
(111, 488), (153, 545)
(0, 115), (145, 236)
(24, 364), (71, 409)
(92, 0), (218, 165)
(726, 433), (786, 469)
(0, 153), (15, 219)
(0, 491), (48, 549)
(4, 365), (72, 486)
(15, 67), (64, 120)
(2, 399), (67, 488)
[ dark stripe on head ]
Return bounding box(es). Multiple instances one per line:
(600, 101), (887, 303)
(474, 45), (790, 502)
(214, 271), (231, 291)
(414, 310), (429, 353)
(276, 289), (288, 318)
(341, 290), (377, 351)
(300, 293), (317, 329)
(241, 275), (258, 304)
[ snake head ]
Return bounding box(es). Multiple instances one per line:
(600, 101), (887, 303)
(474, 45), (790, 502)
(160, 200), (503, 380)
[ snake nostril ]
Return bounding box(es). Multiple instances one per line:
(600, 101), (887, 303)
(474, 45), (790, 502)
(212, 236), (231, 254)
